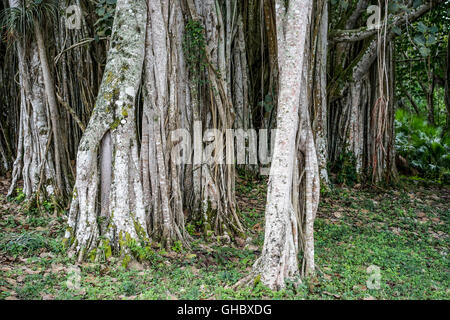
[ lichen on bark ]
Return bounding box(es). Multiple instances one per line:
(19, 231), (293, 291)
(66, 0), (149, 262)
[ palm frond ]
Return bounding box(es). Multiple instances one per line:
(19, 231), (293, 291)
(0, 0), (59, 42)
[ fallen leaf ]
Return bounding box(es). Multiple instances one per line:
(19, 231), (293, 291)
(333, 212), (342, 218)
(417, 212), (426, 218)
(246, 244), (259, 252)
(322, 291), (341, 299)
(127, 260), (144, 271)
(24, 268), (41, 275)
(185, 253), (197, 260)
(41, 293), (55, 300)
(235, 237), (245, 247)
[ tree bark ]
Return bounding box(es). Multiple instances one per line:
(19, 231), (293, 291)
(33, 18), (70, 198)
(141, 0), (188, 247)
(183, 0), (244, 239)
(251, 0), (313, 290)
(66, 0), (149, 262)
(310, 0), (329, 185)
(7, 0), (59, 200)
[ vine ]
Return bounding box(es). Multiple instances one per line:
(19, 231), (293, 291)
(182, 19), (208, 84)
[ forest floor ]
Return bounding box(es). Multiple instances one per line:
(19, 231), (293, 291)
(0, 175), (448, 300)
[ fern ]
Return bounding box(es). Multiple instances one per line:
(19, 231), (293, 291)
(395, 109), (450, 179)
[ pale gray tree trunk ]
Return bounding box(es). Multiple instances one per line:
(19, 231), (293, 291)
(66, 0), (149, 262)
(296, 36), (320, 276)
(310, 0), (329, 185)
(33, 18), (71, 198)
(250, 0), (313, 290)
(141, 0), (188, 247)
(7, 0), (58, 200)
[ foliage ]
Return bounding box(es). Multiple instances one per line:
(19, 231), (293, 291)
(0, 0), (58, 41)
(258, 92), (275, 114)
(395, 109), (450, 179)
(0, 231), (62, 257)
(93, 0), (116, 38)
(1, 178), (448, 300)
(183, 19), (208, 82)
(394, 1), (449, 126)
(12, 188), (26, 203)
(330, 151), (358, 186)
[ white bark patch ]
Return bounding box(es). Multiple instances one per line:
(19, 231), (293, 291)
(125, 86), (135, 97)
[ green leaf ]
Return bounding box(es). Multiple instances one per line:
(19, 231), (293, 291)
(413, 0), (422, 9)
(419, 46), (430, 57)
(392, 26), (402, 35)
(429, 25), (438, 34)
(341, 0), (349, 10)
(413, 34), (426, 46)
(417, 22), (428, 33)
(427, 34), (436, 45)
(96, 7), (105, 16)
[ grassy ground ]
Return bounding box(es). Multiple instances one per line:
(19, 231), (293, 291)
(0, 176), (448, 300)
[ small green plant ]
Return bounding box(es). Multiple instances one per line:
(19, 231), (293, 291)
(42, 200), (54, 213)
(183, 19), (208, 83)
(186, 223), (196, 236)
(121, 280), (137, 296)
(126, 238), (163, 265)
(0, 231), (63, 257)
(4, 215), (18, 228)
(13, 188), (26, 203)
(26, 215), (48, 227)
(395, 109), (450, 179)
(171, 240), (183, 253)
(94, 0), (117, 38)
(331, 151), (358, 186)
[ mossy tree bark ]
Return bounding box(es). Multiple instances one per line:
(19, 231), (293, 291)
(66, 0), (149, 262)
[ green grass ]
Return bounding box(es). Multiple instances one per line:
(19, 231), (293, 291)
(0, 178), (448, 300)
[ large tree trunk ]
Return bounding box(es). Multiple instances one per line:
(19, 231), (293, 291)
(140, 0), (188, 247)
(66, 0), (149, 262)
(251, 0), (313, 290)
